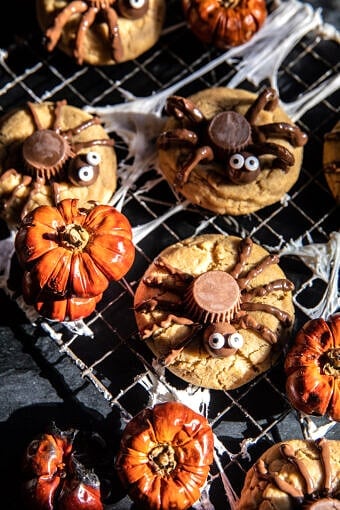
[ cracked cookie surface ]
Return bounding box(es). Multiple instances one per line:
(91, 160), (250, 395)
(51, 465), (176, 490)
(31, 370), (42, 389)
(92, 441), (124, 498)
(134, 234), (294, 390)
(158, 88), (305, 215)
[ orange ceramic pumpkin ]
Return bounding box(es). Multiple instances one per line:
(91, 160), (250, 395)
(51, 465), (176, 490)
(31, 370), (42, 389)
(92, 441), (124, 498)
(23, 269), (103, 322)
(115, 401), (214, 510)
(15, 198), (135, 299)
(285, 314), (340, 421)
(182, 0), (267, 49)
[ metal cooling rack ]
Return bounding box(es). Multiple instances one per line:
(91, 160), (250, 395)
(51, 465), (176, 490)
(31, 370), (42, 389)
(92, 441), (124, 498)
(0, 1), (339, 509)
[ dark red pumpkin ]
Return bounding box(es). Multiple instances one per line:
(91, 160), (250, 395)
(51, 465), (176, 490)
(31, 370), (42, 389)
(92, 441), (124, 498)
(115, 401), (214, 510)
(22, 426), (103, 510)
(182, 0), (267, 49)
(284, 314), (340, 421)
(15, 198), (135, 299)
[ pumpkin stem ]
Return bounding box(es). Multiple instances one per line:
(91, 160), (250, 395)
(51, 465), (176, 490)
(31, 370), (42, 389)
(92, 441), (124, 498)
(322, 348), (340, 377)
(148, 443), (177, 476)
(59, 224), (90, 250)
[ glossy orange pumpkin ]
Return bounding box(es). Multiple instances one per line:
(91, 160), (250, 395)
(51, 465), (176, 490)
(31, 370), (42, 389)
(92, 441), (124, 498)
(15, 198), (135, 299)
(284, 314), (340, 421)
(22, 425), (103, 510)
(182, 0), (267, 49)
(23, 269), (103, 321)
(115, 401), (214, 510)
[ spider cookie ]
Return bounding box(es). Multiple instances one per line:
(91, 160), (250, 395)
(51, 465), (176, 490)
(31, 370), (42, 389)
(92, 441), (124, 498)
(36, 0), (166, 66)
(157, 87), (308, 215)
(0, 100), (117, 228)
(323, 121), (340, 203)
(134, 234), (295, 390)
(236, 438), (340, 509)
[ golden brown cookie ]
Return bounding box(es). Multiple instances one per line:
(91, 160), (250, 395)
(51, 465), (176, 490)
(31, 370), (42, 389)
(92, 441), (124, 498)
(157, 87), (308, 215)
(323, 121), (340, 203)
(0, 100), (117, 228)
(36, 0), (166, 66)
(237, 439), (340, 509)
(134, 234), (295, 390)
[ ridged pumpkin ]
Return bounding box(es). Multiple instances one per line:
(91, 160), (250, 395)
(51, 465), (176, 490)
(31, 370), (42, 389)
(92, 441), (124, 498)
(22, 425), (103, 510)
(115, 401), (214, 510)
(23, 269), (103, 322)
(285, 314), (340, 421)
(15, 198), (135, 299)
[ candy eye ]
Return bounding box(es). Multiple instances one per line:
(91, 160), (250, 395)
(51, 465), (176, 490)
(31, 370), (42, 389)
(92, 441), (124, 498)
(227, 332), (244, 349)
(129, 0), (146, 7)
(86, 151), (101, 166)
(117, 0), (149, 18)
(68, 154), (100, 186)
(78, 166), (95, 182)
(208, 332), (225, 350)
(229, 154), (244, 169)
(245, 156), (259, 172)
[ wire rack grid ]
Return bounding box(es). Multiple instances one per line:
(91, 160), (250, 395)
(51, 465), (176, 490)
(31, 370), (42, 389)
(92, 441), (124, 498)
(0, 1), (339, 509)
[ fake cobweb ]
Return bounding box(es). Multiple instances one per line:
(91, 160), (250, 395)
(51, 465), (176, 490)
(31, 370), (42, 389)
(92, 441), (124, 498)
(0, 1), (339, 509)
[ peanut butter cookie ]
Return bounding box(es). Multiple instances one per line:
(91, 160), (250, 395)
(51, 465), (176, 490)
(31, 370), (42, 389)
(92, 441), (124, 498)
(36, 0), (166, 66)
(134, 234), (295, 390)
(157, 87), (308, 215)
(0, 100), (117, 228)
(237, 439), (340, 509)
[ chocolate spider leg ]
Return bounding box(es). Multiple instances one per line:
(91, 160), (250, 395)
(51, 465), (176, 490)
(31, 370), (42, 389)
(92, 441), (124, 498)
(61, 117), (101, 137)
(160, 324), (203, 367)
(157, 128), (199, 149)
(280, 443), (315, 496)
(245, 87), (279, 124)
(252, 122), (308, 147)
(244, 279), (295, 298)
(143, 258), (193, 292)
(229, 237), (253, 280)
(53, 100), (68, 131)
(136, 297), (195, 339)
(165, 96), (205, 123)
(104, 6), (124, 62)
(74, 6), (98, 65)
(45, 1), (88, 51)
(240, 302), (293, 327)
(248, 142), (295, 171)
(316, 438), (332, 494)
(175, 145), (214, 187)
(237, 252), (281, 290)
(232, 311), (278, 344)
(26, 102), (44, 130)
(255, 457), (305, 500)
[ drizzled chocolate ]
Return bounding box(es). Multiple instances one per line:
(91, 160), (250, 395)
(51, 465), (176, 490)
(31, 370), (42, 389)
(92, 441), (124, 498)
(158, 87), (308, 186)
(136, 236), (294, 362)
(255, 439), (340, 508)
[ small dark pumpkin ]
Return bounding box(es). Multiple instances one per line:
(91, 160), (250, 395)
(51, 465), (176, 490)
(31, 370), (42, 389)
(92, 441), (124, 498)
(22, 425), (103, 510)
